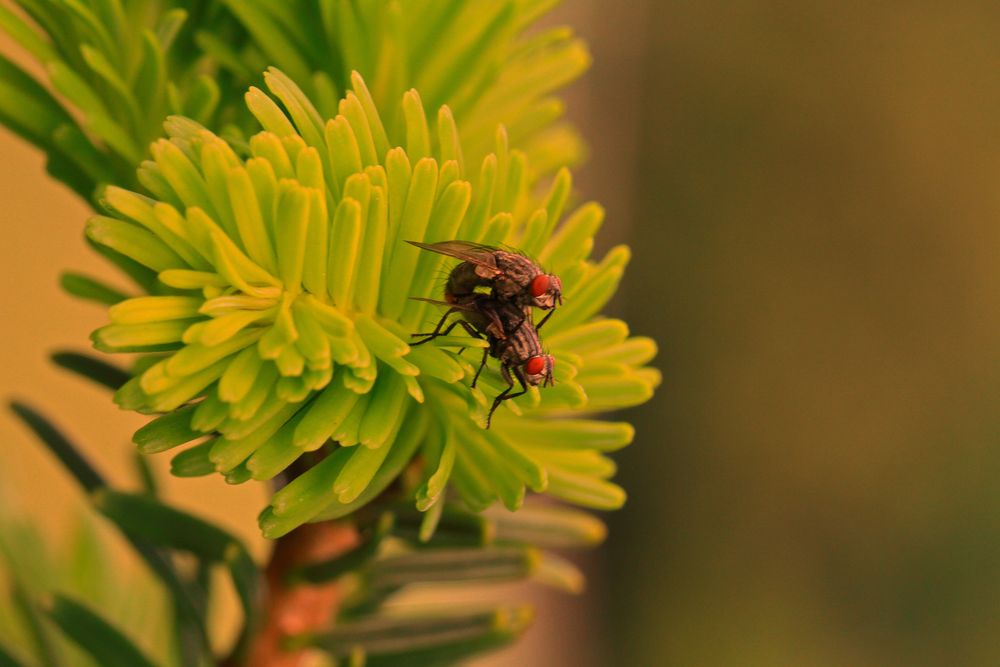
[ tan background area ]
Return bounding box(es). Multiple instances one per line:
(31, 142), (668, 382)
(0, 127), (272, 539)
(0, 121), (271, 653)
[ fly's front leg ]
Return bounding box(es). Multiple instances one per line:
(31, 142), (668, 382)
(486, 365), (528, 429)
(486, 365), (514, 429)
(535, 309), (554, 331)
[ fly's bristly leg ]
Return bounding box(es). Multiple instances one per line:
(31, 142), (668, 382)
(412, 318), (484, 350)
(535, 309), (554, 331)
(411, 307), (474, 346)
(411, 307), (458, 343)
(457, 321), (482, 339)
(486, 366), (528, 428)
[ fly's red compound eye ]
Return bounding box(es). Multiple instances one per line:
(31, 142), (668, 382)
(525, 356), (546, 375)
(530, 274), (551, 297)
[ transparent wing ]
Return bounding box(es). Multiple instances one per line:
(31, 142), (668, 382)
(405, 240), (501, 273)
(408, 296), (480, 313)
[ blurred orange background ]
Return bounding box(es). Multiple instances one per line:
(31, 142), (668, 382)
(7, 1), (1000, 665)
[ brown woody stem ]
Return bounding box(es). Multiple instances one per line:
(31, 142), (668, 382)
(241, 520), (360, 667)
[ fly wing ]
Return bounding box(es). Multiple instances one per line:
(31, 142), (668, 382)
(405, 240), (501, 274)
(408, 296), (479, 313)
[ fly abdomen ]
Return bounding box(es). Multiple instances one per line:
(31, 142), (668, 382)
(445, 262), (487, 302)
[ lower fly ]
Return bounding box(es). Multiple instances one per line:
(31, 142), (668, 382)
(412, 295), (555, 427)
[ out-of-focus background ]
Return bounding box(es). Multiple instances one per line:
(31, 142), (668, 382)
(569, 1), (1000, 665)
(5, 1), (1000, 665)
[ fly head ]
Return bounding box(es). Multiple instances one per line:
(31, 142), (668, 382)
(523, 354), (555, 387)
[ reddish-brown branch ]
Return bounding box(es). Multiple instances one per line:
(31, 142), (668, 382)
(243, 520), (360, 667)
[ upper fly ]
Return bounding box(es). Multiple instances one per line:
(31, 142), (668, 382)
(406, 240), (563, 325)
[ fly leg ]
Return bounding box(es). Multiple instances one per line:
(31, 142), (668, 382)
(471, 347), (490, 388)
(535, 309), (554, 331)
(486, 365), (528, 429)
(412, 319), (484, 352)
(410, 307), (459, 345)
(455, 320), (485, 357)
(412, 308), (485, 347)
(411, 318), (460, 346)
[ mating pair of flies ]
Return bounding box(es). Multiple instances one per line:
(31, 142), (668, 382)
(407, 240), (563, 428)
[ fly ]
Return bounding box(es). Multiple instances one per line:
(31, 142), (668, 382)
(406, 240), (563, 329)
(411, 294), (555, 428)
